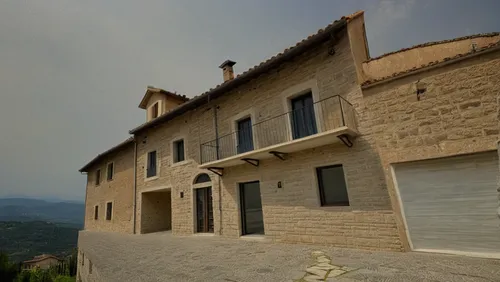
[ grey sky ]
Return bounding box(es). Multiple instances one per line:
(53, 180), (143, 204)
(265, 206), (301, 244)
(0, 0), (498, 201)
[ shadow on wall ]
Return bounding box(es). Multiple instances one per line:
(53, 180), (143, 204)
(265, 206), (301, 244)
(140, 191), (172, 234)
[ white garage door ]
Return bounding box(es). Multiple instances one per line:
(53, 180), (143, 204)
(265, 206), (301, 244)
(393, 151), (500, 257)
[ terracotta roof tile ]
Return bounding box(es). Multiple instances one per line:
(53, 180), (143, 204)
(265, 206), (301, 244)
(366, 32), (500, 62)
(361, 41), (500, 87)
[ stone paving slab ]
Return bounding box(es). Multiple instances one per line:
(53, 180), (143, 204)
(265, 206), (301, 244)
(78, 231), (500, 282)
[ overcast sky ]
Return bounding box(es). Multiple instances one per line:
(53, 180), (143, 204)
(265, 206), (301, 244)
(0, 0), (498, 202)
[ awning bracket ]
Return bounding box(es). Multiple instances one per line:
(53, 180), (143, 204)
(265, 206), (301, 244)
(241, 158), (259, 167)
(207, 167), (224, 177)
(269, 151), (287, 161)
(337, 134), (353, 148)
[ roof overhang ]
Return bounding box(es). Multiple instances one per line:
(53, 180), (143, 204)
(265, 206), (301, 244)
(138, 87), (189, 109)
(129, 18), (348, 134)
(79, 137), (134, 172)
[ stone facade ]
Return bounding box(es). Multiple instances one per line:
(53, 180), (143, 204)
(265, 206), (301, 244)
(131, 30), (402, 251)
(363, 49), (500, 249)
(83, 142), (135, 234)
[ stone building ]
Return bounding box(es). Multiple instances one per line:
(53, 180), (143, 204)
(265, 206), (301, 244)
(23, 254), (62, 270)
(78, 11), (500, 275)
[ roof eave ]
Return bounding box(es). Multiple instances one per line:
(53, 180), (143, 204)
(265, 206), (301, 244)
(129, 18), (347, 134)
(79, 137), (135, 173)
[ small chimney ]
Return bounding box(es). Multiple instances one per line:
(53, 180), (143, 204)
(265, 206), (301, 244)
(219, 60), (236, 82)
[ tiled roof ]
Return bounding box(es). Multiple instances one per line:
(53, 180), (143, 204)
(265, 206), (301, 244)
(79, 137), (134, 172)
(366, 32), (500, 62)
(361, 40), (500, 87)
(23, 254), (62, 264)
(129, 12), (363, 134)
(138, 86), (189, 109)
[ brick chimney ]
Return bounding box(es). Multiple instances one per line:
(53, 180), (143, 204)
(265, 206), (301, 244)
(219, 60), (236, 82)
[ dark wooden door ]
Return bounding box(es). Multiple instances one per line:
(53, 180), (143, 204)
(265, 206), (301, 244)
(237, 117), (254, 154)
(291, 92), (317, 139)
(196, 187), (214, 233)
(240, 181), (264, 235)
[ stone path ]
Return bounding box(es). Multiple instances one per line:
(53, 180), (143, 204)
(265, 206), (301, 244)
(79, 231), (500, 282)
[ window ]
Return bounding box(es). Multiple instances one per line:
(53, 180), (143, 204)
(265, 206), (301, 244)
(316, 165), (349, 206)
(95, 169), (101, 186)
(173, 139), (185, 163)
(151, 103), (159, 119)
(106, 202), (113, 220)
(106, 162), (114, 181)
(194, 173), (210, 184)
(146, 151), (157, 178)
(237, 117), (254, 154)
(94, 206), (98, 220)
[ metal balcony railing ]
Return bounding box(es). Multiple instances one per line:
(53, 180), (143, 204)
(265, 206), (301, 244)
(200, 95), (356, 164)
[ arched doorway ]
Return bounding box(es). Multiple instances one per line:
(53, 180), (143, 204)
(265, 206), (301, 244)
(193, 173), (213, 233)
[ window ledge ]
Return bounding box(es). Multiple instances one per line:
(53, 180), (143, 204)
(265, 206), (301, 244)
(145, 176), (159, 182)
(171, 160), (190, 168)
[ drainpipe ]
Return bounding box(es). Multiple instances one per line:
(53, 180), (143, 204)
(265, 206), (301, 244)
(209, 93), (223, 236)
(132, 139), (138, 234)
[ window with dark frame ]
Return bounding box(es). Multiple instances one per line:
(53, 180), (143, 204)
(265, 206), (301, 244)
(173, 139), (185, 163)
(94, 206), (98, 220)
(107, 162), (114, 181)
(106, 202), (112, 220)
(151, 103), (159, 119)
(147, 151), (157, 178)
(95, 169), (101, 186)
(316, 164), (349, 206)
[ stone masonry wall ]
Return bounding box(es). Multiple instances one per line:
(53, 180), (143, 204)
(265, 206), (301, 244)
(84, 143), (135, 234)
(134, 30), (402, 251)
(140, 191), (172, 234)
(363, 50), (500, 248)
(498, 142), (500, 221)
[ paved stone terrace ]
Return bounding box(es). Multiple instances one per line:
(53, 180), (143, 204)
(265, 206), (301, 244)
(78, 231), (500, 282)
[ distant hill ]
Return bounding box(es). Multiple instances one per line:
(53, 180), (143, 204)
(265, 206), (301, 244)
(0, 198), (84, 226)
(0, 221), (79, 262)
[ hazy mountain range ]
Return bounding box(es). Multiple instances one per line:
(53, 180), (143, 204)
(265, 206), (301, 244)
(0, 198), (84, 227)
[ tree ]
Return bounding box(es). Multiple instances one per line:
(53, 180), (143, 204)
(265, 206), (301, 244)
(0, 252), (19, 282)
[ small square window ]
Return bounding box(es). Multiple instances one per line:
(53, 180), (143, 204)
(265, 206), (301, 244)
(316, 164), (349, 206)
(106, 202), (113, 220)
(107, 163), (114, 181)
(94, 206), (99, 220)
(95, 169), (101, 186)
(147, 151), (157, 178)
(173, 139), (185, 163)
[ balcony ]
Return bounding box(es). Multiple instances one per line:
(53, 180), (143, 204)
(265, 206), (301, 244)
(199, 95), (358, 170)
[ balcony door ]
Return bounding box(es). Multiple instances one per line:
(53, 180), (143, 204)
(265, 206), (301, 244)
(291, 92), (317, 139)
(237, 117), (254, 154)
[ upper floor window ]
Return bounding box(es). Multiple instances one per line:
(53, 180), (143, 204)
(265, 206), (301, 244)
(95, 169), (101, 186)
(146, 151), (157, 178)
(106, 162), (114, 181)
(151, 102), (159, 119)
(106, 202), (113, 220)
(316, 164), (349, 206)
(94, 205), (99, 220)
(173, 139), (185, 163)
